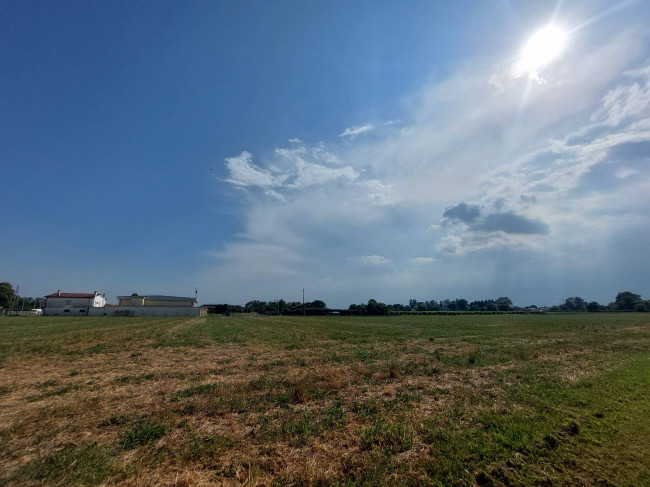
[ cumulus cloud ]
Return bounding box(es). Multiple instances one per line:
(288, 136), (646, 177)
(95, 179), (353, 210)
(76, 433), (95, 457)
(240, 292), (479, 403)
(222, 143), (359, 195)
(442, 203), (481, 224)
(206, 21), (650, 307)
(476, 212), (549, 235)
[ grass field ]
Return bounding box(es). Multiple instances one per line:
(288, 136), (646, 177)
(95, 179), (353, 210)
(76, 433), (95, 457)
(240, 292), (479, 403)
(0, 313), (648, 486)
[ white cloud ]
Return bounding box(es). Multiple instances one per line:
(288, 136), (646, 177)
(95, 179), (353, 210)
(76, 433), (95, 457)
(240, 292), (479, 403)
(223, 151), (282, 188)
(590, 73), (650, 126)
(339, 124), (374, 140)
(350, 255), (390, 265)
(206, 23), (650, 308)
(222, 144), (358, 194)
(288, 159), (359, 189)
(615, 167), (638, 179)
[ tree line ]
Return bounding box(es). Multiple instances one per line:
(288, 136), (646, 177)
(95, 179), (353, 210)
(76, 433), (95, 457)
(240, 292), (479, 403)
(205, 292), (649, 316)
(2, 281), (648, 316)
(551, 292), (650, 313)
(0, 282), (45, 315)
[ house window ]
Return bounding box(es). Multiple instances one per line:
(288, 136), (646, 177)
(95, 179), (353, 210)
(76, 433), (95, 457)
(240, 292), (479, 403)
(64, 310), (70, 313)
(79, 309), (85, 313)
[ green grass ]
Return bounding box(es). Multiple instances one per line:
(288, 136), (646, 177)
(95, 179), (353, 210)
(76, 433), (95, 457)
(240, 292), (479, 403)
(121, 418), (167, 450)
(9, 443), (114, 486)
(0, 313), (648, 486)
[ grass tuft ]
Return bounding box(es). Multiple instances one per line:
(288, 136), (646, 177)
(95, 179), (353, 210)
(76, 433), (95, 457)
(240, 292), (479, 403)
(10, 443), (114, 486)
(121, 418), (167, 449)
(360, 418), (414, 454)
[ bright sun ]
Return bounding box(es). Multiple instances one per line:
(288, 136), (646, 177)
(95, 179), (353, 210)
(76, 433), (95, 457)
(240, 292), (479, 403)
(516, 25), (567, 81)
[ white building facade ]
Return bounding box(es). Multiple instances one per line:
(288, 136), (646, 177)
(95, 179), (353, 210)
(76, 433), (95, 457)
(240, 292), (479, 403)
(44, 291), (106, 316)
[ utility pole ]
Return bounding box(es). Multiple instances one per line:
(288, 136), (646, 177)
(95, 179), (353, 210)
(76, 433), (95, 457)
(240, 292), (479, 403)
(302, 288), (305, 317)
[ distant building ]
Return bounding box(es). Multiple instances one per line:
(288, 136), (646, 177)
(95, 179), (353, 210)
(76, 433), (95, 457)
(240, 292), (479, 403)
(44, 291), (106, 316)
(116, 295), (197, 308)
(89, 294), (202, 317)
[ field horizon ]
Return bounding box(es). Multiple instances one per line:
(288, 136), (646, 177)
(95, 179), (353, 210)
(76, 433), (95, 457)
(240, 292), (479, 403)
(1, 313), (648, 486)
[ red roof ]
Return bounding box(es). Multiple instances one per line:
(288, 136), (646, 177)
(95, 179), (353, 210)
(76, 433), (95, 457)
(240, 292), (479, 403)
(45, 292), (98, 298)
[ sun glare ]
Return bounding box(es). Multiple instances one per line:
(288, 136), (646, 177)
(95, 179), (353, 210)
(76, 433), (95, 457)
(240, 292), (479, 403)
(516, 25), (567, 81)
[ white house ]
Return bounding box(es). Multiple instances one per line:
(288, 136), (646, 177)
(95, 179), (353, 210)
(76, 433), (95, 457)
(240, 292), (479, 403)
(44, 291), (106, 316)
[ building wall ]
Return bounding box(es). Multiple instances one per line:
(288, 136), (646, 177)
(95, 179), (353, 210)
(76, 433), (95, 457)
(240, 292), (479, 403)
(45, 297), (91, 316)
(143, 299), (195, 307)
(118, 297), (145, 307)
(88, 306), (201, 317)
(44, 295), (106, 316)
(117, 298), (194, 307)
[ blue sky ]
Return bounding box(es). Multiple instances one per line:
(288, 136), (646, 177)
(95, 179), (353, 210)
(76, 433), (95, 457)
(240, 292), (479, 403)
(1, 0), (649, 307)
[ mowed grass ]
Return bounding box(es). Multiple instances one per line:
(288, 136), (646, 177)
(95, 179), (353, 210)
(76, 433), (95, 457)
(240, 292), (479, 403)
(0, 313), (648, 486)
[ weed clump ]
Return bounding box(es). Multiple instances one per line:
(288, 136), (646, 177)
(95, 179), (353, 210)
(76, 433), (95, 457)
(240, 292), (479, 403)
(121, 418), (167, 449)
(10, 443), (113, 486)
(360, 418), (414, 454)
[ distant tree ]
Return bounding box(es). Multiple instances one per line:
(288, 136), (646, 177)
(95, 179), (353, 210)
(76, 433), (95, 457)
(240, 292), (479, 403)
(310, 300), (327, 309)
(634, 302), (648, 312)
(366, 299), (389, 316)
(496, 297), (513, 311)
(349, 303), (366, 315)
(425, 300), (438, 310)
(614, 292), (642, 311)
(409, 299), (417, 310)
(0, 282), (16, 310)
(586, 301), (600, 312)
(563, 297), (585, 311)
(486, 303), (498, 312)
(470, 300), (492, 311)
(245, 300), (267, 314)
(456, 299), (468, 311)
(265, 301), (279, 315)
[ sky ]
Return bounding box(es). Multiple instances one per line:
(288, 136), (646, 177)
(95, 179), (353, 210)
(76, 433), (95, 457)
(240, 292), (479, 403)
(1, 0), (649, 308)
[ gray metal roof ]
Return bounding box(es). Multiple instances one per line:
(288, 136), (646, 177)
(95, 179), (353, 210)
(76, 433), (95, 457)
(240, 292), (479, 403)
(117, 295), (197, 302)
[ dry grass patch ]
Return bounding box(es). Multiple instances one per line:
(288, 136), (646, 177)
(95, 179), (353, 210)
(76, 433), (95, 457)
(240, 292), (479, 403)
(1, 313), (648, 486)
